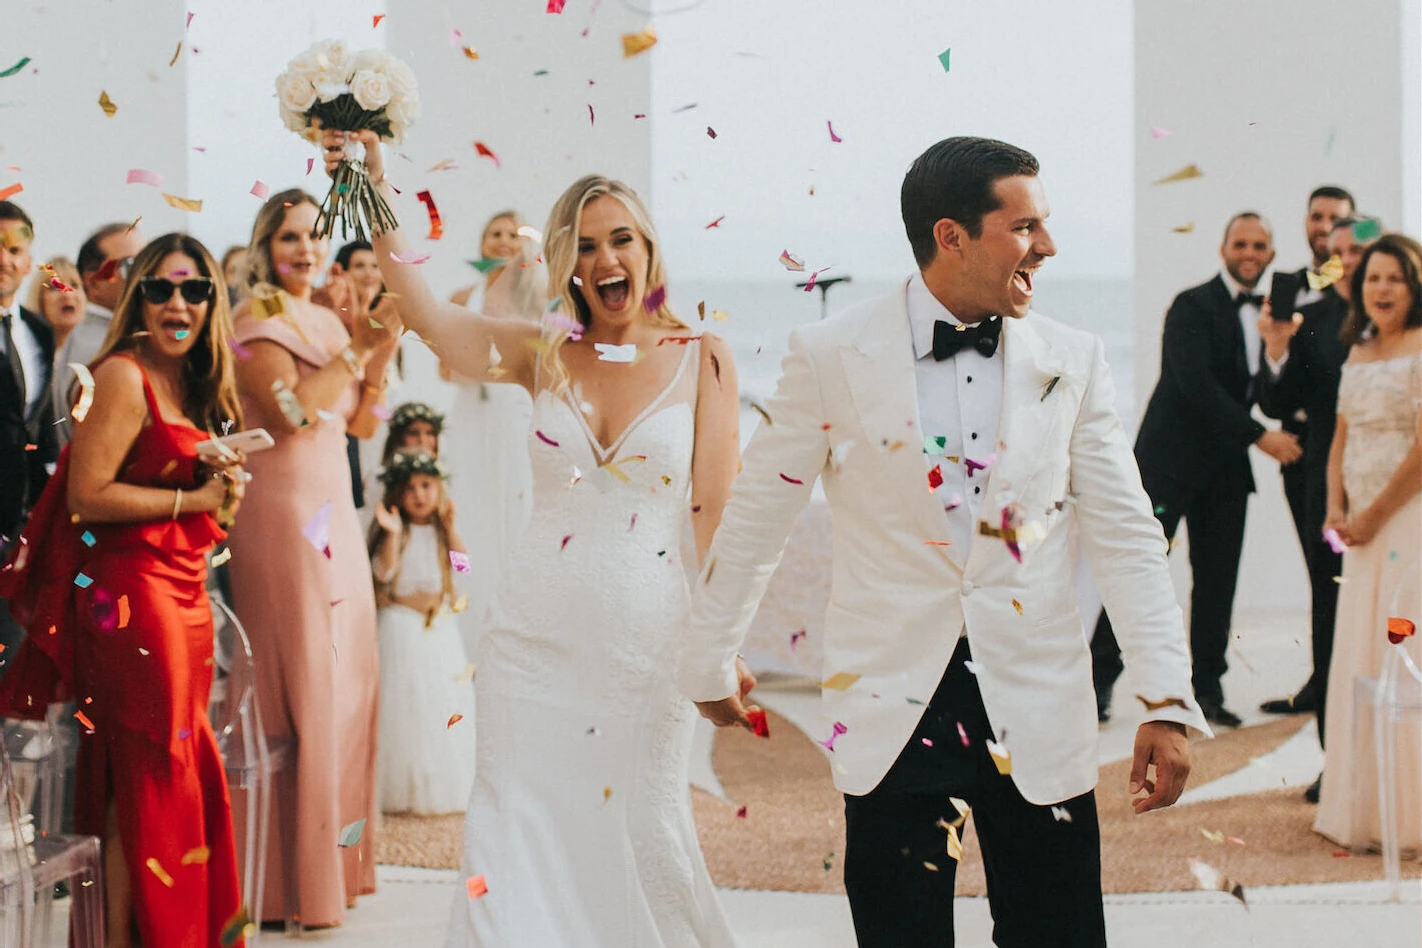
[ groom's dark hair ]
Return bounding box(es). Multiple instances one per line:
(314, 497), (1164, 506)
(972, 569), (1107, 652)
(901, 137), (1040, 268)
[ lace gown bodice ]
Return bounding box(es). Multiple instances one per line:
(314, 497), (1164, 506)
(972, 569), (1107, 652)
(1338, 350), (1422, 510)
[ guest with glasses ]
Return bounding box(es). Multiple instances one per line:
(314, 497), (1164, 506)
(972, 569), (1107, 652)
(223, 189), (400, 929)
(0, 232), (248, 947)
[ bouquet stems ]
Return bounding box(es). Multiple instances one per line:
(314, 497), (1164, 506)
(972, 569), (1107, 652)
(316, 158), (399, 242)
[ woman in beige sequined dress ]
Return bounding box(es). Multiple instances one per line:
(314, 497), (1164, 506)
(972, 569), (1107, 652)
(1315, 233), (1422, 853)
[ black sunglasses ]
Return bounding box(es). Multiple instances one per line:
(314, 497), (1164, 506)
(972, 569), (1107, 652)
(138, 277), (215, 306)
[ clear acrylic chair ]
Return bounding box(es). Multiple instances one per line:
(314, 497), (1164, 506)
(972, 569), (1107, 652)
(3, 700), (77, 839)
(209, 591), (298, 941)
(0, 729), (103, 947)
(1351, 575), (1422, 902)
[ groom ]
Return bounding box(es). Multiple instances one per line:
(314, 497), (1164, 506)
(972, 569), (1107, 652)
(679, 137), (1210, 947)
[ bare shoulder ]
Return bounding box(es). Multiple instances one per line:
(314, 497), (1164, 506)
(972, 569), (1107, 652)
(90, 353), (144, 397)
(696, 331), (737, 390)
(697, 331), (734, 363)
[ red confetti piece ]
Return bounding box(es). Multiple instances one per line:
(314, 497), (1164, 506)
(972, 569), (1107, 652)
(535, 430), (560, 447)
(656, 336), (701, 346)
(373, 14), (385, 26)
(546, 0), (566, 11)
(561, 535), (572, 550)
(473, 141), (501, 168)
(447, 713), (464, 728)
(74, 709), (96, 732)
(416, 190), (444, 239)
(746, 708), (770, 739)
(735, 805), (748, 819)
(1388, 617), (1416, 644)
(705, 216), (725, 229)
(827, 120), (842, 143)
(0, 183), (22, 201)
(94, 258), (120, 282)
(707, 126), (717, 139)
(779, 473), (804, 485)
(927, 465), (943, 491)
(789, 629), (806, 649)
(588, 104), (595, 125)
(467, 874), (489, 898)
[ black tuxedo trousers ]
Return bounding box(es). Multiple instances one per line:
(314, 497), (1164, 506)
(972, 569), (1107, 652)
(1091, 463), (1249, 705)
(843, 638), (1106, 948)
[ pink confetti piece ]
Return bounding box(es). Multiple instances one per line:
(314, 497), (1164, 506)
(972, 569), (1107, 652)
(789, 629), (806, 649)
(643, 285), (667, 313)
(779, 473), (804, 485)
(450, 550), (471, 573)
(302, 501), (333, 558)
(535, 430), (560, 447)
(964, 453), (996, 477)
(250, 180), (269, 200)
(371, 402), (393, 421)
(804, 270), (819, 292)
(707, 126), (718, 139)
(547, 0), (566, 11)
(185, 11), (194, 28)
(561, 535), (573, 551)
(827, 120), (842, 143)
(1323, 527), (1348, 554)
(1149, 125), (1173, 139)
(818, 721), (847, 752)
(226, 338), (253, 361)
(126, 168), (165, 188)
(588, 104), (595, 125)
(957, 721), (969, 746)
(735, 805), (748, 819)
(390, 250), (433, 265)
(921, 737), (933, 747)
(449, 28), (463, 47)
(778, 250), (806, 272)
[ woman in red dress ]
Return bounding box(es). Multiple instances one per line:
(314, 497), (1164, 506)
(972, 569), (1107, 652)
(0, 233), (248, 947)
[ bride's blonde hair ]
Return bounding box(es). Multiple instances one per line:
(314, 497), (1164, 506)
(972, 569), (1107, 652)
(539, 175), (686, 393)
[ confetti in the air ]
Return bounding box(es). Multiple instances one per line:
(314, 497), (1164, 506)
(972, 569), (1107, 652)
(0, 57), (32, 79)
(337, 819), (367, 848)
(146, 858), (175, 887)
(69, 363), (95, 422)
(818, 721), (848, 752)
(447, 713), (464, 728)
(98, 91), (118, 117)
(162, 193), (203, 212)
(466, 874), (489, 899)
(474, 141), (500, 168)
(126, 168), (165, 188)
(450, 550), (471, 573)
(390, 249), (433, 265)
(250, 180), (270, 200)
(822, 672), (860, 691)
(937, 48), (951, 71)
(622, 26), (657, 58)
(1152, 163), (1203, 185)
(827, 121), (842, 143)
(1149, 125), (1173, 139)
(416, 190), (444, 239)
(302, 501), (333, 557)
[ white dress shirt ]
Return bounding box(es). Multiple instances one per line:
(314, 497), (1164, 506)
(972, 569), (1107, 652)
(0, 301), (47, 421)
(905, 273), (1003, 563)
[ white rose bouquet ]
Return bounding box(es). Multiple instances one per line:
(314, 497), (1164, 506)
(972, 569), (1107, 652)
(275, 41), (420, 240)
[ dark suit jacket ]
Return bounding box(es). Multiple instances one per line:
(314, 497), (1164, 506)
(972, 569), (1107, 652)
(1256, 293), (1349, 530)
(1134, 275), (1265, 499)
(0, 305), (57, 543)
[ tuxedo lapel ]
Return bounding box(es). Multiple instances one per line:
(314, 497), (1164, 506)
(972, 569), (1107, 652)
(965, 315), (1067, 569)
(839, 282), (960, 567)
(1207, 277), (1249, 379)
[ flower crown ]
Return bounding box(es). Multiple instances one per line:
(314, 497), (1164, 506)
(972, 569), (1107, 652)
(378, 450), (448, 486)
(389, 401), (444, 433)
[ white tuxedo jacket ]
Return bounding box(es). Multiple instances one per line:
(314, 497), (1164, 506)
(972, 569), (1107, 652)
(679, 280), (1209, 805)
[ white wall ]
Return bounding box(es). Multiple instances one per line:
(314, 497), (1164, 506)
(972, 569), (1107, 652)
(1134, 0), (1422, 611)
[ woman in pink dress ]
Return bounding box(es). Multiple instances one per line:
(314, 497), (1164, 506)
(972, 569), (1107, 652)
(225, 189), (400, 928)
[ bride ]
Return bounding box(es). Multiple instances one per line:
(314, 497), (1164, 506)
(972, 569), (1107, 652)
(324, 129), (752, 946)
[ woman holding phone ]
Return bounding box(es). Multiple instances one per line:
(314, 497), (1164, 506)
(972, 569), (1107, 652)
(224, 189), (400, 928)
(0, 233), (248, 947)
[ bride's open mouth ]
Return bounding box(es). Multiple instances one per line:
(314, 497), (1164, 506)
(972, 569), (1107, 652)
(596, 276), (630, 311)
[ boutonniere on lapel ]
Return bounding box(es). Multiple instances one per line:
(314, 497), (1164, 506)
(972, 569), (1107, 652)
(1036, 357), (1070, 403)
(1040, 375), (1061, 402)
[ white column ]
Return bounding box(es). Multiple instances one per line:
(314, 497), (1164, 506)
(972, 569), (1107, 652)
(1134, 0), (1420, 610)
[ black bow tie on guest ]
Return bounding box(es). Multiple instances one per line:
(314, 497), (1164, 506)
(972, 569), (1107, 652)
(1235, 291), (1265, 308)
(933, 316), (1002, 360)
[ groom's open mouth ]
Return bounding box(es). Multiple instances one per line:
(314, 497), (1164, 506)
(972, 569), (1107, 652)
(1012, 266), (1037, 297)
(596, 276), (631, 311)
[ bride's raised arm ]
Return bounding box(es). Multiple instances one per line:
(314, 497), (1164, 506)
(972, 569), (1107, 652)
(323, 128), (541, 391)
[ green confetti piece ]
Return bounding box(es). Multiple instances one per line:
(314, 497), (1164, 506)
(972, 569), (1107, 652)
(0, 57), (31, 79)
(75, 572), (94, 589)
(219, 907), (255, 946)
(924, 435), (947, 455)
(337, 818), (366, 848)
(937, 48), (951, 72)
(533, 69), (550, 76)
(1389, 551), (1400, 561)
(175, 330), (190, 341)
(1153, 504), (1167, 516)
(80, 530), (96, 547)
(1352, 218), (1381, 242)
(468, 256), (505, 274)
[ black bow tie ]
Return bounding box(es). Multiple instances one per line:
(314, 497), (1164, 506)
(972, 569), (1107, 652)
(1235, 291), (1264, 308)
(933, 317), (1002, 360)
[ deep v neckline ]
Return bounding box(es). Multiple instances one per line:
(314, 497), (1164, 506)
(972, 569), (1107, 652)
(557, 340), (697, 464)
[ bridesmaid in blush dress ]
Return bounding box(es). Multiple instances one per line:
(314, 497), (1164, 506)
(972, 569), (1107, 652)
(0, 234), (247, 947)
(225, 190), (400, 928)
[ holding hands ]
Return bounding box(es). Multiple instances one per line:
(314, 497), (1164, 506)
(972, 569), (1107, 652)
(693, 656), (760, 732)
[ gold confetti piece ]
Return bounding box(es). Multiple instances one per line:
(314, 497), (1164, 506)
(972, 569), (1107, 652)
(704, 557), (717, 584)
(622, 25), (658, 58)
(749, 403), (773, 426)
(1172, 222), (1194, 233)
(711, 309), (729, 322)
(447, 713), (464, 728)
(604, 462), (630, 484)
(250, 293), (286, 320)
(181, 846), (210, 865)
(822, 672), (861, 691)
(162, 193), (203, 212)
(117, 595), (131, 630)
(1135, 694), (1189, 712)
(1200, 828), (1225, 844)
(603, 786), (613, 802)
(169, 41), (183, 67)
(98, 90), (118, 117)
(949, 797), (970, 820)
(923, 861), (939, 871)
(945, 822), (963, 862)
(1308, 254), (1345, 291)
(147, 857), (175, 887)
(1152, 163), (1203, 185)
(461, 46), (480, 60)
(986, 740), (1012, 775)
(660, 474), (672, 486)
(1011, 599), (1023, 615)
(210, 547), (232, 568)
(68, 363), (95, 422)
(697, 300), (706, 320)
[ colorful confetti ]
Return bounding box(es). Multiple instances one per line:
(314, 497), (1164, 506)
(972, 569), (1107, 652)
(389, 249), (433, 265)
(779, 473), (805, 485)
(69, 363), (95, 422)
(219, 908), (256, 947)
(937, 48), (951, 71)
(622, 26), (658, 58)
(474, 141), (500, 168)
(161, 193), (203, 212)
(416, 190), (444, 239)
(302, 501), (333, 557)
(818, 721), (847, 752)
(643, 285), (667, 313)
(705, 216), (726, 229)
(146, 857), (175, 887)
(822, 672), (860, 691)
(986, 740), (1012, 775)
(535, 430), (560, 447)
(74, 572), (94, 589)
(0, 183), (21, 202)
(447, 713), (464, 728)
(98, 90), (118, 117)
(466, 874), (489, 899)
(181, 846), (211, 865)
(546, 0), (566, 11)
(337, 819), (367, 848)
(450, 550), (471, 573)
(827, 120), (842, 143)
(126, 168), (165, 188)
(746, 708), (770, 738)
(1387, 617), (1416, 644)
(1322, 527), (1348, 554)
(250, 180), (270, 200)
(1149, 125), (1173, 139)
(74, 709), (96, 732)
(0, 57), (32, 79)
(1151, 163), (1203, 185)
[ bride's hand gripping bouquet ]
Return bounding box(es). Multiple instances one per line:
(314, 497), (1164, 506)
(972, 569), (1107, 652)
(275, 40), (419, 241)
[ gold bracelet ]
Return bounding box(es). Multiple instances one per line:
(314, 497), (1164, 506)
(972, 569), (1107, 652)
(171, 488), (183, 521)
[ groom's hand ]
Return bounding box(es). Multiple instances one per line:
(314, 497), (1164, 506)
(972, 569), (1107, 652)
(1129, 721), (1191, 814)
(694, 694), (760, 732)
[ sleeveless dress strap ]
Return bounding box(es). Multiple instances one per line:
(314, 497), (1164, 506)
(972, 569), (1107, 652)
(104, 352), (166, 423)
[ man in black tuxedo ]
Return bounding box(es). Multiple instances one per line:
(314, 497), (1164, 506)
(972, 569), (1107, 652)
(0, 201), (57, 665)
(1256, 217), (1377, 798)
(1092, 212), (1302, 727)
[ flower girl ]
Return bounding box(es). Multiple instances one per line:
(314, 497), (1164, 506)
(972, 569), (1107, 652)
(369, 451), (476, 814)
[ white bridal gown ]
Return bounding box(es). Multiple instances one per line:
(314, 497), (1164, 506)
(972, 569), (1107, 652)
(445, 338), (737, 947)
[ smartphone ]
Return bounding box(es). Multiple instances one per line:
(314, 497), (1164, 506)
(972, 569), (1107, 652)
(196, 428), (275, 462)
(1267, 271), (1301, 320)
